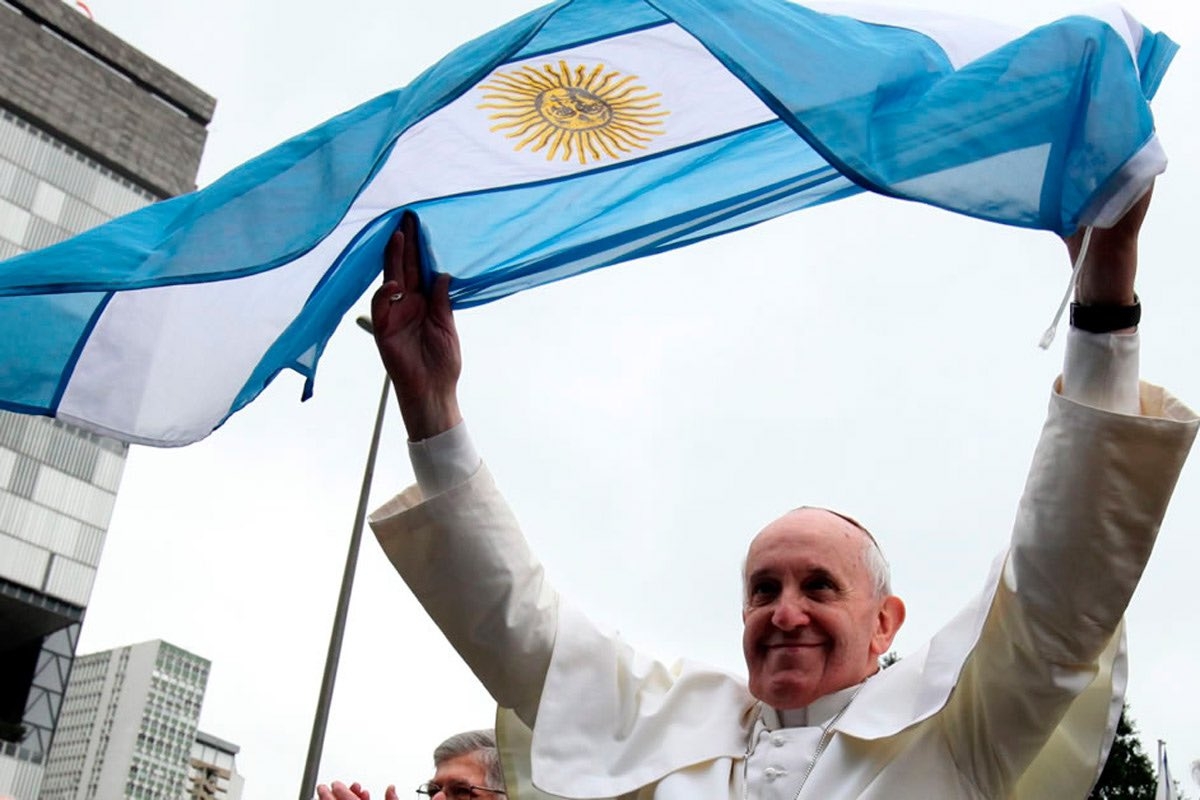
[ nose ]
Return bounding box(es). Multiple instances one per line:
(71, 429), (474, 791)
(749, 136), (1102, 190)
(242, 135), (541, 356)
(770, 588), (811, 630)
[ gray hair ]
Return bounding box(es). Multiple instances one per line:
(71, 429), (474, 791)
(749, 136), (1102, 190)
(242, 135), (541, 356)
(433, 729), (505, 791)
(742, 507), (893, 599)
(819, 508), (892, 598)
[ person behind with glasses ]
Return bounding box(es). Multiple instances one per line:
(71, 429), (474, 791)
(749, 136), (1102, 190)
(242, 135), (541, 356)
(317, 728), (507, 800)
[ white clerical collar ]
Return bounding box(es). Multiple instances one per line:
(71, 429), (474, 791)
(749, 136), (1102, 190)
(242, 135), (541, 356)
(763, 679), (868, 730)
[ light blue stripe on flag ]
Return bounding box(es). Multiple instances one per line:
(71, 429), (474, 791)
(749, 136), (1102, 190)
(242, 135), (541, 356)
(0, 0), (1177, 446)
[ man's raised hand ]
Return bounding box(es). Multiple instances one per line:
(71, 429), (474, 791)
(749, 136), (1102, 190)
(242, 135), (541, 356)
(370, 211), (463, 440)
(1067, 184), (1152, 308)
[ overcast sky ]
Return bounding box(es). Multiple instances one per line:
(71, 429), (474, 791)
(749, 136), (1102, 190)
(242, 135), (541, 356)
(61, 0), (1200, 797)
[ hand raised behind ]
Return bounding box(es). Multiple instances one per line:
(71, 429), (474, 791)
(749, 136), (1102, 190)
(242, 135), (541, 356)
(316, 780), (371, 800)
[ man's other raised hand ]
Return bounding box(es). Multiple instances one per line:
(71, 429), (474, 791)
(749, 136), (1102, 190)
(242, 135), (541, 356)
(1067, 184), (1152, 309)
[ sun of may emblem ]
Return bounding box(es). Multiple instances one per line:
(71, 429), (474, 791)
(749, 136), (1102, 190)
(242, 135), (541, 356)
(478, 61), (668, 165)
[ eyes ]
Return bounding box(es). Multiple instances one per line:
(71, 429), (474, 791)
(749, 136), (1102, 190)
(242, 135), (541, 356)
(417, 783), (500, 800)
(748, 577), (782, 603)
(747, 571), (840, 605)
(805, 574), (838, 593)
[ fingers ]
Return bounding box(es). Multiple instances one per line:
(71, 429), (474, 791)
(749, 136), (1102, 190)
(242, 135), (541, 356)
(371, 279), (401, 336)
(382, 210), (421, 297)
(386, 786), (400, 800)
(373, 211), (453, 339)
(430, 272), (455, 326)
(316, 781), (369, 800)
(383, 226), (405, 289)
(401, 210), (422, 294)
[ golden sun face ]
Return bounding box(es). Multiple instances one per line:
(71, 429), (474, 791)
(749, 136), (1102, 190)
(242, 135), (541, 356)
(478, 61), (668, 165)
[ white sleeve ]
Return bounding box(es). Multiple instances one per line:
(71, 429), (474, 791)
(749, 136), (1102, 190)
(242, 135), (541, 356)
(407, 421), (482, 497)
(1060, 328), (1139, 414)
(371, 465), (558, 727)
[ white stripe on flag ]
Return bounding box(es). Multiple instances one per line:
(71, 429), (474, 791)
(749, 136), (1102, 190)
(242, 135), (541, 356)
(363, 23), (776, 208)
(57, 221), (363, 443)
(59, 23), (779, 443)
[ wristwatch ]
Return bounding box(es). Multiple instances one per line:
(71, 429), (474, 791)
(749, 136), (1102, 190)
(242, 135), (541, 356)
(1070, 297), (1141, 333)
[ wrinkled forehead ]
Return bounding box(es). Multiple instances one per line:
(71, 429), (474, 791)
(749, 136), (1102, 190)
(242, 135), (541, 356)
(744, 507), (875, 572)
(432, 752), (487, 785)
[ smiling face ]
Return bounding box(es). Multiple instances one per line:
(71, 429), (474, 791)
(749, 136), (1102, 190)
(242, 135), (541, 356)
(741, 508), (905, 709)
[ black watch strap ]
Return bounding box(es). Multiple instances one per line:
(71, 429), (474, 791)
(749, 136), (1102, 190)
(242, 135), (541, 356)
(1069, 297), (1141, 333)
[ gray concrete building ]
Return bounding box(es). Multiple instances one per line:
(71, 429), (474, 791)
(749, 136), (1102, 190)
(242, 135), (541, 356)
(37, 640), (212, 800)
(0, 2), (213, 797)
(184, 731), (243, 800)
(0, 0), (214, 205)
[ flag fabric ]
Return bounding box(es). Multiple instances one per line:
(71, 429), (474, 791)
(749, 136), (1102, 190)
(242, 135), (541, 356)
(0, 0), (1176, 446)
(1156, 741), (1178, 800)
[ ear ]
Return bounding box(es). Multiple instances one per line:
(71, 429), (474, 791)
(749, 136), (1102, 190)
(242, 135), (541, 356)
(869, 595), (906, 657)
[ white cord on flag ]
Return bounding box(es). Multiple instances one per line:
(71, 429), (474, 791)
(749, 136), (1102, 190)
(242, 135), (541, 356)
(1038, 226), (1093, 350)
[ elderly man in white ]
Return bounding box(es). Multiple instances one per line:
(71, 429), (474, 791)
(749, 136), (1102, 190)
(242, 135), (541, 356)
(364, 190), (1196, 800)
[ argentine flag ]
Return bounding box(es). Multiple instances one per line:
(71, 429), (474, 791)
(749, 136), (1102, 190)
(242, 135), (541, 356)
(0, 0), (1176, 446)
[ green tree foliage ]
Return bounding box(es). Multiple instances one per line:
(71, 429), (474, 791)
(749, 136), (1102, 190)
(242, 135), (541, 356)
(1090, 705), (1157, 800)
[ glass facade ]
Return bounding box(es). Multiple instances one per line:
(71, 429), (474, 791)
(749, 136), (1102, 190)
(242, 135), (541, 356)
(40, 640), (212, 800)
(0, 4), (212, 795)
(0, 406), (128, 771)
(0, 106), (144, 790)
(0, 107), (157, 261)
(124, 644), (210, 800)
(0, 409), (129, 775)
(0, 412), (127, 600)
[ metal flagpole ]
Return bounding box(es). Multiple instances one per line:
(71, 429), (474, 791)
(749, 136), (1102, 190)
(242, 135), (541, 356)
(298, 317), (390, 800)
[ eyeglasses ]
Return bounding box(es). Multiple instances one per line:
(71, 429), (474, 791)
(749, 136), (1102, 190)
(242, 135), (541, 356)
(415, 782), (506, 800)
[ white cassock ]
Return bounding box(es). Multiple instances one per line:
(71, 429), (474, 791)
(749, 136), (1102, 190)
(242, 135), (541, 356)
(371, 329), (1197, 800)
